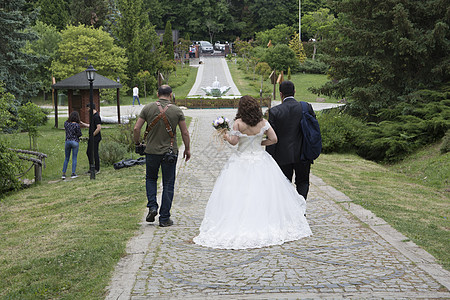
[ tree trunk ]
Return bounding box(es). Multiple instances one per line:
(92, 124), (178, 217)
(312, 43), (317, 60)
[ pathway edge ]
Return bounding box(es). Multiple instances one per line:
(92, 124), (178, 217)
(311, 174), (450, 291)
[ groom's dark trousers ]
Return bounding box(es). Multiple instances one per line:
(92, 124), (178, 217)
(266, 96), (315, 200)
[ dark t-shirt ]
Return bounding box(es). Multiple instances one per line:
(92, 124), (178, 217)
(89, 112), (102, 141)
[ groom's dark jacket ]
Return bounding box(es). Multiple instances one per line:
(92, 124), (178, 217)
(266, 97), (315, 165)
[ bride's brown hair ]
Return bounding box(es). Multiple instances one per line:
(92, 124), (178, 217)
(235, 96), (263, 127)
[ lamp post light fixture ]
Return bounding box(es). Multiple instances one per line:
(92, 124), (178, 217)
(85, 64), (97, 179)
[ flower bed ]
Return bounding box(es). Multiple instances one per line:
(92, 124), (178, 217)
(174, 97), (272, 109)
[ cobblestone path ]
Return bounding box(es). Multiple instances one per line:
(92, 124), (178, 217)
(107, 109), (450, 299)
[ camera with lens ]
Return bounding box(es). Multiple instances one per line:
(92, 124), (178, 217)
(135, 143), (146, 156)
(162, 148), (177, 164)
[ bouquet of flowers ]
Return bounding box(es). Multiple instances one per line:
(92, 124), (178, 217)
(212, 116), (230, 131)
(212, 116), (230, 145)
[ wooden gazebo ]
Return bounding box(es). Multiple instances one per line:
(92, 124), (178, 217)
(51, 71), (123, 128)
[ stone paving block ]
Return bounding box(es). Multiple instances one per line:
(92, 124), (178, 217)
(106, 109), (450, 300)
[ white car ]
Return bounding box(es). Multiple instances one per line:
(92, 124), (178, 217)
(214, 41), (227, 52)
(199, 41), (214, 53)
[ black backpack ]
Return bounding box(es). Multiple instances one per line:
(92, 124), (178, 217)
(300, 101), (322, 161)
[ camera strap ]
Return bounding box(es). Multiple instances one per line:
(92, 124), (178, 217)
(143, 101), (175, 149)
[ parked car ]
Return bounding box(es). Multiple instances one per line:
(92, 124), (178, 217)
(214, 41), (227, 52)
(199, 41), (214, 53)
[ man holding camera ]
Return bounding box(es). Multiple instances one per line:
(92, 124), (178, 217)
(133, 85), (191, 227)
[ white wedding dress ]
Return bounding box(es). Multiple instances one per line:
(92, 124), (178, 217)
(193, 121), (312, 250)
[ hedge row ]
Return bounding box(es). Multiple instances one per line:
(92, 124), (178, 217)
(174, 97), (272, 109)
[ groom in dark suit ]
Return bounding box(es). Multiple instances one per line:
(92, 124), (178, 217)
(266, 80), (316, 200)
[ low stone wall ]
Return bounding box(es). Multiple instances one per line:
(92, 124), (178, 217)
(174, 97), (271, 109)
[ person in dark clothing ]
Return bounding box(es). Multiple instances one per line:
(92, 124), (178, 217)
(86, 103), (102, 174)
(266, 81), (317, 200)
(133, 85), (191, 227)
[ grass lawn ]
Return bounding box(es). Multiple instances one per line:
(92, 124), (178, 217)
(170, 63), (198, 99)
(0, 117), (191, 299)
(227, 57), (339, 103)
(289, 73), (339, 103)
(0, 166), (146, 299)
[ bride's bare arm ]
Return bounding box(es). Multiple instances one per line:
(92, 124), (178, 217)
(261, 127), (277, 146)
(224, 121), (240, 145)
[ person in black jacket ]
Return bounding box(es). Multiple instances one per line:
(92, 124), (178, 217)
(86, 103), (102, 174)
(266, 80), (316, 199)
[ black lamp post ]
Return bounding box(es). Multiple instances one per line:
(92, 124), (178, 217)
(85, 64), (97, 179)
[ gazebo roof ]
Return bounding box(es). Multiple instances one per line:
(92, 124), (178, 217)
(52, 71), (122, 90)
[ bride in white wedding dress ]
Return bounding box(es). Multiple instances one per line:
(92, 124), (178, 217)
(193, 96), (312, 250)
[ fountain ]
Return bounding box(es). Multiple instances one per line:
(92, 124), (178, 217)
(201, 77), (231, 97)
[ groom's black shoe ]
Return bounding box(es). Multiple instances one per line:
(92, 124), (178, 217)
(146, 208), (157, 222)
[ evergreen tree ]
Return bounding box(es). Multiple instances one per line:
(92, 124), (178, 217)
(115, 0), (162, 86)
(317, 0), (450, 119)
(162, 20), (174, 59)
(250, 0), (298, 32)
(36, 0), (70, 30)
(70, 0), (109, 28)
(231, 1), (257, 40)
(143, 0), (164, 29)
(142, 0), (331, 41)
(288, 32), (306, 63)
(0, 0), (40, 101)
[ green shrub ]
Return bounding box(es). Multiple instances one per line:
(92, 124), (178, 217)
(98, 140), (128, 166)
(106, 118), (137, 152)
(0, 139), (23, 195)
(17, 102), (48, 149)
(100, 89), (117, 105)
(298, 59), (329, 74)
(441, 130), (450, 154)
(317, 108), (365, 153)
(356, 121), (412, 162)
(356, 98), (449, 162)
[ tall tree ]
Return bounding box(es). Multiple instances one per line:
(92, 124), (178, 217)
(143, 0), (164, 29)
(301, 8), (336, 59)
(51, 24), (127, 81)
(115, 0), (162, 86)
(0, 0), (40, 101)
(162, 20), (174, 59)
(288, 32), (307, 62)
(155, 0), (235, 42)
(228, 0), (256, 40)
(24, 21), (61, 98)
(317, 0), (450, 118)
(143, 0), (331, 41)
(70, 0), (109, 28)
(250, 0), (298, 33)
(36, 0), (70, 30)
(255, 24), (295, 47)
